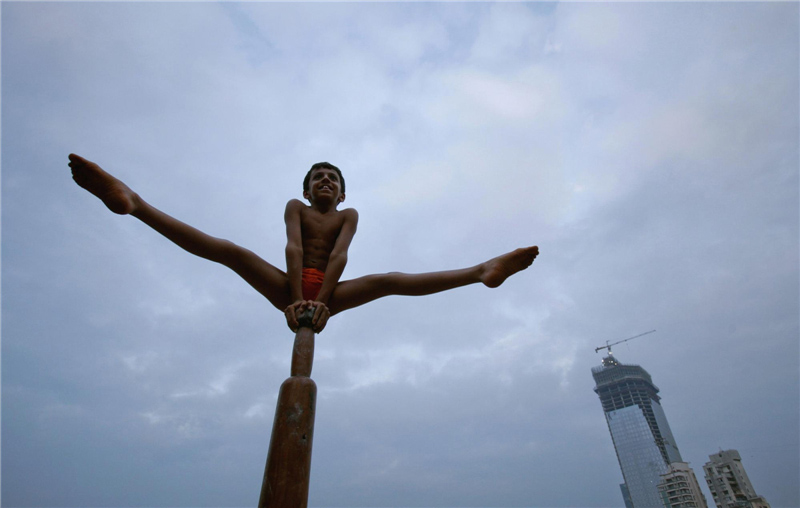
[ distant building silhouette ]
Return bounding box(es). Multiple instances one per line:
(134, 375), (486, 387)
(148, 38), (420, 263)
(658, 461), (709, 508)
(703, 449), (770, 508)
(592, 353), (700, 508)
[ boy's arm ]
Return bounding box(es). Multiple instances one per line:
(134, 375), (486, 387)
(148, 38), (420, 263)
(315, 208), (358, 305)
(284, 199), (306, 305)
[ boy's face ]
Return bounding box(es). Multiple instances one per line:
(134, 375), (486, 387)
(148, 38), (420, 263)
(304, 168), (345, 205)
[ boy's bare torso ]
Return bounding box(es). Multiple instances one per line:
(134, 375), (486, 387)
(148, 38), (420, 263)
(290, 199), (351, 272)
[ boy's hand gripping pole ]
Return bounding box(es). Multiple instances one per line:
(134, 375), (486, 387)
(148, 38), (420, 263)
(258, 309), (317, 508)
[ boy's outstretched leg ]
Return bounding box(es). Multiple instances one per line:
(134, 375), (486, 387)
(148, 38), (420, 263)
(327, 246), (538, 314)
(68, 154), (292, 311)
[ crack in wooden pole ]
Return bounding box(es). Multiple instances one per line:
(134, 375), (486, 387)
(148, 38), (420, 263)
(258, 309), (317, 508)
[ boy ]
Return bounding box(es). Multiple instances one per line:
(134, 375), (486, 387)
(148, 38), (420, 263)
(68, 154), (539, 333)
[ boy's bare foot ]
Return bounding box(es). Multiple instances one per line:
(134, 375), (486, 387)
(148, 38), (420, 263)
(480, 246), (539, 288)
(69, 154), (137, 214)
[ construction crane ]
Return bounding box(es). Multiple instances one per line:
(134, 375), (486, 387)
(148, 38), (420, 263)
(595, 329), (656, 354)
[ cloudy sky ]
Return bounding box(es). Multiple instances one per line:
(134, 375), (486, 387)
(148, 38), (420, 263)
(2, 2), (798, 507)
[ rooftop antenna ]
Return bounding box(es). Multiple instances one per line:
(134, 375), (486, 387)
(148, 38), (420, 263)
(595, 329), (656, 355)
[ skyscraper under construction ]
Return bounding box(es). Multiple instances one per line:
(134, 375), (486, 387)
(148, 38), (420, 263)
(592, 353), (683, 508)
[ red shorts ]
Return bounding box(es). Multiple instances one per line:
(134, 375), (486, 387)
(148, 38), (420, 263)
(301, 267), (325, 301)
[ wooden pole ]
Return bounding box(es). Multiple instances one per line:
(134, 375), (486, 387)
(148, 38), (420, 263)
(258, 311), (317, 508)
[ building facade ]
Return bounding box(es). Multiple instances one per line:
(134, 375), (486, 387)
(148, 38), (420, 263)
(592, 354), (684, 508)
(658, 461), (709, 508)
(703, 450), (770, 508)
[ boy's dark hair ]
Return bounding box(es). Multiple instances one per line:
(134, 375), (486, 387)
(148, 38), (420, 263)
(303, 162), (345, 193)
